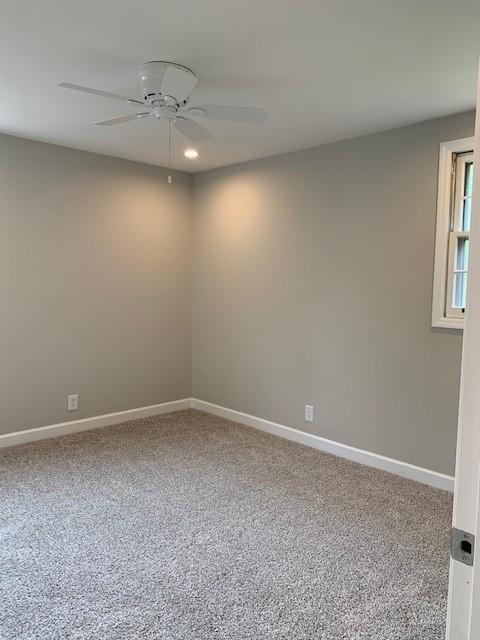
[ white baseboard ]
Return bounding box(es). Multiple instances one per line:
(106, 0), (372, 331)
(1, 396), (455, 492)
(0, 398), (191, 449)
(191, 398), (455, 492)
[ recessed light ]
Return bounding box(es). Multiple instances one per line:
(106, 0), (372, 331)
(184, 148), (199, 159)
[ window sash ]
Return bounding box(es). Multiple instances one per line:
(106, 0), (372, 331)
(452, 153), (474, 232)
(446, 152), (474, 319)
(447, 231), (469, 318)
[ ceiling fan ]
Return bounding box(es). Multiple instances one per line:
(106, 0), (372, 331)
(59, 61), (267, 180)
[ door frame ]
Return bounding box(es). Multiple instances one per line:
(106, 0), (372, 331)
(446, 63), (480, 640)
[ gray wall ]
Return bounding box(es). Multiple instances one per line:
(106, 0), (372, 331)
(1, 112), (474, 474)
(0, 134), (192, 435)
(192, 111), (475, 475)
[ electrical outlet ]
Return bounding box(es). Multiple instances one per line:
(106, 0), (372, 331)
(304, 404), (314, 423)
(67, 394), (79, 411)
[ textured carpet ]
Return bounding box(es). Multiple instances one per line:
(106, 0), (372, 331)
(0, 409), (452, 639)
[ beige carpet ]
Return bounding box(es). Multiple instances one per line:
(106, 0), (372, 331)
(0, 409), (452, 639)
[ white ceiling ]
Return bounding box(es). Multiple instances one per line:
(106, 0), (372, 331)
(1, 0), (480, 173)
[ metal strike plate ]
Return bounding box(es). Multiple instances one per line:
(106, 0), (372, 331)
(451, 527), (475, 566)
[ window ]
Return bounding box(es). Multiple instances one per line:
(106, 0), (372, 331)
(432, 138), (475, 329)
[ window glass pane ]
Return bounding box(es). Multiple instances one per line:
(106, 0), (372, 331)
(456, 237), (470, 271)
(462, 197), (472, 231)
(464, 161), (474, 197)
(453, 237), (469, 310)
(453, 272), (468, 309)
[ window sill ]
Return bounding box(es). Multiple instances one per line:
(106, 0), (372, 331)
(432, 317), (464, 331)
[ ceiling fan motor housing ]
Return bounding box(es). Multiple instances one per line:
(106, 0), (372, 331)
(139, 61), (197, 106)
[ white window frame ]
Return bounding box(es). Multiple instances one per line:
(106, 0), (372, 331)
(432, 137), (474, 330)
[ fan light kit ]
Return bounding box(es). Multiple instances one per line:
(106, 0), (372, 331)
(59, 61), (267, 183)
(184, 148), (199, 159)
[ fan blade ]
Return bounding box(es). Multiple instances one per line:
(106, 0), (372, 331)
(174, 117), (212, 142)
(93, 113), (151, 126)
(189, 104), (267, 123)
(58, 82), (144, 105)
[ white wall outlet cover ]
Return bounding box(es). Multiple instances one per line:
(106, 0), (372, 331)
(304, 405), (314, 423)
(67, 394), (79, 411)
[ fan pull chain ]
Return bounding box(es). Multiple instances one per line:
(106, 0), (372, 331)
(168, 118), (173, 184)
